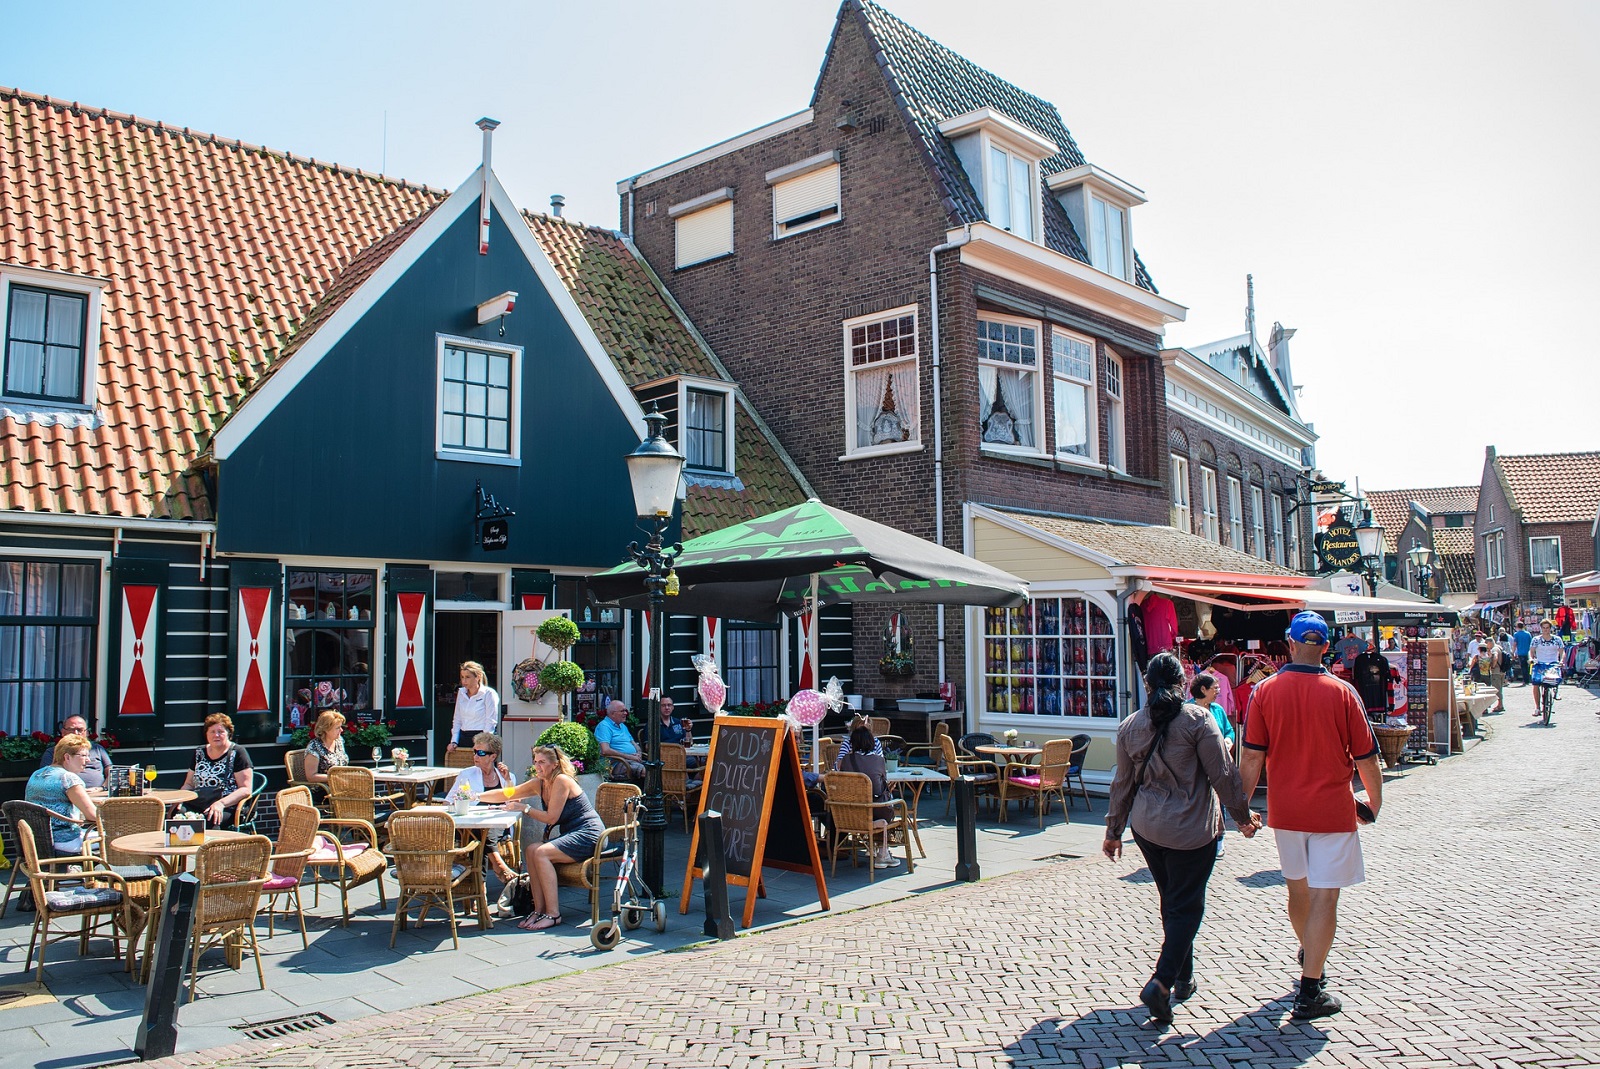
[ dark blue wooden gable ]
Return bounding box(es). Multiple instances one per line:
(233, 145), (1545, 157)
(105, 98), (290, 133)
(216, 205), (645, 567)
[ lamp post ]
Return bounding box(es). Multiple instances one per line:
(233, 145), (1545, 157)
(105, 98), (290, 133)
(1544, 568), (1563, 609)
(1354, 517), (1386, 648)
(623, 408), (685, 899)
(1406, 543), (1435, 599)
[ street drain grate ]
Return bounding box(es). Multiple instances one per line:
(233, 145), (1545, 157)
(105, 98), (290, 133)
(231, 1011), (335, 1041)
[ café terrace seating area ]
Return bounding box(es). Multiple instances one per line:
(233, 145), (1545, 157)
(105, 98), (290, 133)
(0, 738), (1109, 1062)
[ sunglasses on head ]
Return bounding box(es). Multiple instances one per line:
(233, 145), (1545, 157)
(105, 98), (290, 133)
(472, 749), (494, 757)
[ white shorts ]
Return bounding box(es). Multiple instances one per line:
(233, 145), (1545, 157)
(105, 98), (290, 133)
(1273, 829), (1366, 888)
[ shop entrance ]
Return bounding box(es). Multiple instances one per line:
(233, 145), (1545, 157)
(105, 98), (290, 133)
(433, 610), (500, 760)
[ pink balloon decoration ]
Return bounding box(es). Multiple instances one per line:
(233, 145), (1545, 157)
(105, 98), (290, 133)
(788, 689), (829, 726)
(697, 672), (726, 715)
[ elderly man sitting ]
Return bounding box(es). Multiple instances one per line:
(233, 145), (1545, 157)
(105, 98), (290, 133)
(595, 701), (645, 784)
(38, 715), (114, 791)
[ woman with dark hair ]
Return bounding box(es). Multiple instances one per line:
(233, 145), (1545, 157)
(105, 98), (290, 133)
(1104, 652), (1260, 1026)
(836, 717), (900, 869)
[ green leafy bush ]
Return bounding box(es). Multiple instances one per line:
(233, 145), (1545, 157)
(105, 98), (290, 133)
(535, 720), (599, 774)
(538, 660), (587, 694)
(536, 616), (581, 651)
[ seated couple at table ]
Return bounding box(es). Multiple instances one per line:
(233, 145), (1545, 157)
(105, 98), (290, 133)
(831, 716), (901, 869)
(596, 698), (697, 782)
(479, 744), (604, 931)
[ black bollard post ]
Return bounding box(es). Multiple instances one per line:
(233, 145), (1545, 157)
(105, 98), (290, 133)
(135, 871), (199, 1060)
(698, 810), (736, 940)
(954, 775), (980, 883)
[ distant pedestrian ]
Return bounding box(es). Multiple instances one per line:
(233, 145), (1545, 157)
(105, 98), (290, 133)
(1239, 611), (1383, 1020)
(1105, 653), (1260, 1027)
(1513, 623), (1533, 684)
(1189, 672), (1235, 859)
(1487, 637), (1507, 712)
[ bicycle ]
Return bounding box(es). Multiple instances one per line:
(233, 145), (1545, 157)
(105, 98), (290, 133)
(1532, 662), (1561, 726)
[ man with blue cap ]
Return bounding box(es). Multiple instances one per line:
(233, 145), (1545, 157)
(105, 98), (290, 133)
(1239, 610), (1383, 1020)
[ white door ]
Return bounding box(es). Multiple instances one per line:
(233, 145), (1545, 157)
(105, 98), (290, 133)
(500, 609), (568, 770)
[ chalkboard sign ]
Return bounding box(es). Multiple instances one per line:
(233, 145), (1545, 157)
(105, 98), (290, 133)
(678, 715), (828, 928)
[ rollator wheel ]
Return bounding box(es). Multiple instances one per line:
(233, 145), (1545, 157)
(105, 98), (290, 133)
(590, 922), (622, 951)
(621, 906), (643, 930)
(652, 900), (668, 932)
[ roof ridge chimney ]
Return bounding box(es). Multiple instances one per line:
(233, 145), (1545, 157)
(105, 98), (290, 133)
(476, 117), (500, 255)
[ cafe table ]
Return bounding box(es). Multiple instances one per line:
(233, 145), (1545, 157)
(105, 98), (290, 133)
(147, 788), (198, 809)
(111, 827), (255, 974)
(974, 745), (1043, 821)
(370, 764), (462, 808)
(684, 743), (710, 760)
(884, 767), (949, 857)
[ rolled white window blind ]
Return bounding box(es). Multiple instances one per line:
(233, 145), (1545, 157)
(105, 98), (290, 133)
(675, 200), (734, 268)
(772, 164), (840, 236)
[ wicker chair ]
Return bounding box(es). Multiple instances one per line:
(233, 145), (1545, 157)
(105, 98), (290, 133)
(443, 748), (475, 769)
(387, 809), (489, 950)
(262, 802), (320, 948)
(1065, 733), (1092, 810)
(95, 796), (166, 974)
(868, 716), (893, 737)
(939, 733), (1000, 816)
(817, 736), (842, 771)
(903, 722), (951, 769)
(820, 771), (913, 880)
(283, 749), (326, 806)
(551, 782), (637, 928)
(14, 820), (135, 982)
(327, 766), (405, 844)
(186, 834), (272, 1001)
(277, 782), (389, 926)
(1003, 738), (1075, 826)
(659, 743), (703, 832)
(3, 798), (69, 918)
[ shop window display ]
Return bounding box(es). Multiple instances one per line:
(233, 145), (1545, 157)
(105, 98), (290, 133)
(285, 569), (375, 729)
(983, 598), (1117, 718)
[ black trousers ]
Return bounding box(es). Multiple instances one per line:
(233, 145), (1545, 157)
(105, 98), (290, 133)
(1132, 830), (1218, 989)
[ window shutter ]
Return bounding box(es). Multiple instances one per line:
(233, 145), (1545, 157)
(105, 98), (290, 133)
(228, 559), (282, 743)
(385, 564), (434, 734)
(107, 557), (167, 743)
(675, 201), (734, 268)
(773, 164), (840, 234)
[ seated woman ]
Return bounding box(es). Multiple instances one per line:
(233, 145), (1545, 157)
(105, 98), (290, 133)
(25, 733), (100, 856)
(448, 732), (519, 884)
(489, 745), (603, 931)
(180, 713), (254, 826)
(835, 719), (900, 869)
(302, 710), (350, 787)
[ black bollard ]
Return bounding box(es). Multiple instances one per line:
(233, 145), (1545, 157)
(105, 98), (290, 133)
(135, 871), (199, 1060)
(954, 775), (980, 883)
(697, 810), (736, 940)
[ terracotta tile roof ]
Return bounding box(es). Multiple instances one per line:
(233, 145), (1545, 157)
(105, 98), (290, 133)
(986, 509), (1297, 576)
(1495, 451), (1600, 524)
(1365, 486), (1479, 553)
(0, 87), (444, 520)
(524, 212), (810, 539)
(849, 0), (1156, 292)
(1431, 526), (1477, 594)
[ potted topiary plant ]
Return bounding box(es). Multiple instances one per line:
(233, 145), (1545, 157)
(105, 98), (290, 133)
(536, 615), (581, 653)
(535, 719), (602, 796)
(538, 660), (588, 721)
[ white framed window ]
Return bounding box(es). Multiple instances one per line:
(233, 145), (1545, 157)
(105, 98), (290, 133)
(768, 154), (841, 240)
(843, 306), (919, 456)
(1271, 495), (1286, 565)
(987, 145), (1036, 241)
(670, 189), (734, 268)
(1483, 531), (1505, 580)
(1051, 329), (1095, 460)
(436, 335), (520, 462)
(1087, 195), (1129, 281)
(1251, 486), (1266, 558)
(1529, 536), (1562, 577)
(1227, 476), (1245, 551)
(1201, 467), (1220, 542)
(1103, 351), (1125, 471)
(683, 387), (729, 472)
(1170, 455), (1191, 533)
(982, 598), (1118, 718)
(940, 108), (1054, 247)
(0, 268), (105, 409)
(1286, 499), (1301, 570)
(977, 315), (1042, 451)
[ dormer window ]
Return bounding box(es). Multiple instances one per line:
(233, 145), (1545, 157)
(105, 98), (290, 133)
(1048, 164), (1146, 284)
(938, 108), (1057, 245)
(632, 376), (737, 475)
(0, 266), (105, 409)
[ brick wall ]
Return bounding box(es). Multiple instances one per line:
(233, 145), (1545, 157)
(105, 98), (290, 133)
(1476, 455), (1517, 602)
(1164, 409), (1309, 566)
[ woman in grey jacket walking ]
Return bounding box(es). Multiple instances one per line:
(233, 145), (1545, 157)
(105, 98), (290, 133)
(1104, 652), (1261, 1025)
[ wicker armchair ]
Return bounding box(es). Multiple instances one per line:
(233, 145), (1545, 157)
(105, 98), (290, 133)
(2, 799), (69, 918)
(817, 736), (842, 771)
(277, 782), (389, 926)
(820, 771), (913, 880)
(868, 716), (892, 737)
(283, 749), (326, 806)
(939, 734), (1000, 816)
(1003, 738), (1075, 826)
(387, 809), (489, 950)
(187, 834), (272, 1001)
(443, 748), (475, 769)
(262, 802), (320, 948)
(659, 743), (703, 832)
(552, 782), (638, 928)
(902, 723), (951, 769)
(96, 796), (166, 974)
(327, 766), (405, 843)
(14, 820), (135, 983)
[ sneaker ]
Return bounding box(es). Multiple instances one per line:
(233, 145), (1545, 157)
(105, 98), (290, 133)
(1172, 979), (1197, 1003)
(1215, 838), (1226, 859)
(1140, 979), (1173, 1024)
(873, 856), (902, 869)
(1291, 987), (1343, 1020)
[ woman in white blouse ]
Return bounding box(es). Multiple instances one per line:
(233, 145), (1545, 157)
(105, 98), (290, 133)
(446, 660), (501, 752)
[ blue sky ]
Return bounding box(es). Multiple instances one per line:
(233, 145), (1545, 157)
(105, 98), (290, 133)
(6, 0), (1597, 489)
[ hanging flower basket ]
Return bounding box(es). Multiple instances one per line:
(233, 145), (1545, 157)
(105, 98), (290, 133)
(511, 656), (549, 703)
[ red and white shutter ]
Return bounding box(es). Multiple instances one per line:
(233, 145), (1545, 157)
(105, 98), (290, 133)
(385, 565), (434, 732)
(108, 557), (168, 740)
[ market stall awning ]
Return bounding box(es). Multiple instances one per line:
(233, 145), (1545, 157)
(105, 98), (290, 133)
(1147, 579), (1457, 621)
(1561, 571), (1600, 597)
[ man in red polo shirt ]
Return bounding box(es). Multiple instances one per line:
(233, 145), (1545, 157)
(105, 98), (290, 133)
(1240, 611), (1382, 1020)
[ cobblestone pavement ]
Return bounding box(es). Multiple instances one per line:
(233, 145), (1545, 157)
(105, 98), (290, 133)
(151, 681), (1600, 1069)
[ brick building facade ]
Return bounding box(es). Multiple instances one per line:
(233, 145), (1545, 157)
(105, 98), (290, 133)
(1475, 446), (1600, 617)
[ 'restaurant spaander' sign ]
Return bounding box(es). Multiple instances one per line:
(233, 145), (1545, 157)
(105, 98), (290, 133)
(1317, 521), (1362, 570)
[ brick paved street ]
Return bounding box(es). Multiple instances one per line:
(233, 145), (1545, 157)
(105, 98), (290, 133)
(150, 681), (1600, 1069)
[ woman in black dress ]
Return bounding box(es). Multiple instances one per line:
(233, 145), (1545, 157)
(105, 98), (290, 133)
(494, 744), (603, 930)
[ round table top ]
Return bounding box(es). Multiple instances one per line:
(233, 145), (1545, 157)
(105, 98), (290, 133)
(148, 788), (198, 806)
(974, 744), (1044, 757)
(111, 828), (250, 858)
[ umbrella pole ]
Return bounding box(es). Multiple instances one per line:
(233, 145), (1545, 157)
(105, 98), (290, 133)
(810, 575), (822, 774)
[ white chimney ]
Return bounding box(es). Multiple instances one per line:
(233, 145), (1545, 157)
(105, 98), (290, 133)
(476, 117), (500, 255)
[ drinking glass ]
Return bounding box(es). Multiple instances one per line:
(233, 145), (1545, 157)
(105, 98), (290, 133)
(372, 747), (382, 767)
(144, 763), (158, 787)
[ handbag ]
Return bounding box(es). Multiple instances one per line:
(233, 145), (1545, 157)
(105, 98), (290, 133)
(497, 872), (534, 917)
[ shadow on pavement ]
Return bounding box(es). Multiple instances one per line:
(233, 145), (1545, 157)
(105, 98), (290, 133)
(1117, 867), (1153, 884)
(1234, 867), (1286, 887)
(1003, 996), (1331, 1066)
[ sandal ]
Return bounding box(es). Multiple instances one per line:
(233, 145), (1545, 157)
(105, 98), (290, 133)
(517, 912), (549, 930)
(525, 914), (562, 931)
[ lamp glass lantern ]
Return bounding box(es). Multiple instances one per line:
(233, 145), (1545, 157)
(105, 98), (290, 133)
(1544, 568), (1560, 587)
(625, 412), (686, 520)
(1354, 522), (1384, 562)
(1406, 544), (1434, 570)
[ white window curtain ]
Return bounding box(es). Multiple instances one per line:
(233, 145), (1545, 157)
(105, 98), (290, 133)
(1529, 537), (1562, 577)
(1228, 477), (1245, 551)
(1053, 377), (1089, 456)
(980, 365), (1035, 447)
(853, 360), (917, 448)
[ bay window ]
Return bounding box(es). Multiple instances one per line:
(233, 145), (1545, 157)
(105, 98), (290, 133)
(1051, 329), (1094, 459)
(1103, 352), (1125, 471)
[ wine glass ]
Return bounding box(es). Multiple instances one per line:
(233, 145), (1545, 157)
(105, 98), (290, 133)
(144, 763), (158, 790)
(372, 747), (382, 768)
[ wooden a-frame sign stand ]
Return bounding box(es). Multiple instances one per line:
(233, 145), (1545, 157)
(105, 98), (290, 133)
(678, 715), (829, 928)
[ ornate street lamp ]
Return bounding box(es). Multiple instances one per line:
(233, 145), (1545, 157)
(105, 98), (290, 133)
(1544, 568), (1563, 608)
(623, 407), (684, 898)
(1354, 518), (1385, 595)
(1406, 543), (1435, 598)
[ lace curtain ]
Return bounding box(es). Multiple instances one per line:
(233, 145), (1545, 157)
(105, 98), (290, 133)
(978, 365), (1035, 447)
(854, 361), (917, 448)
